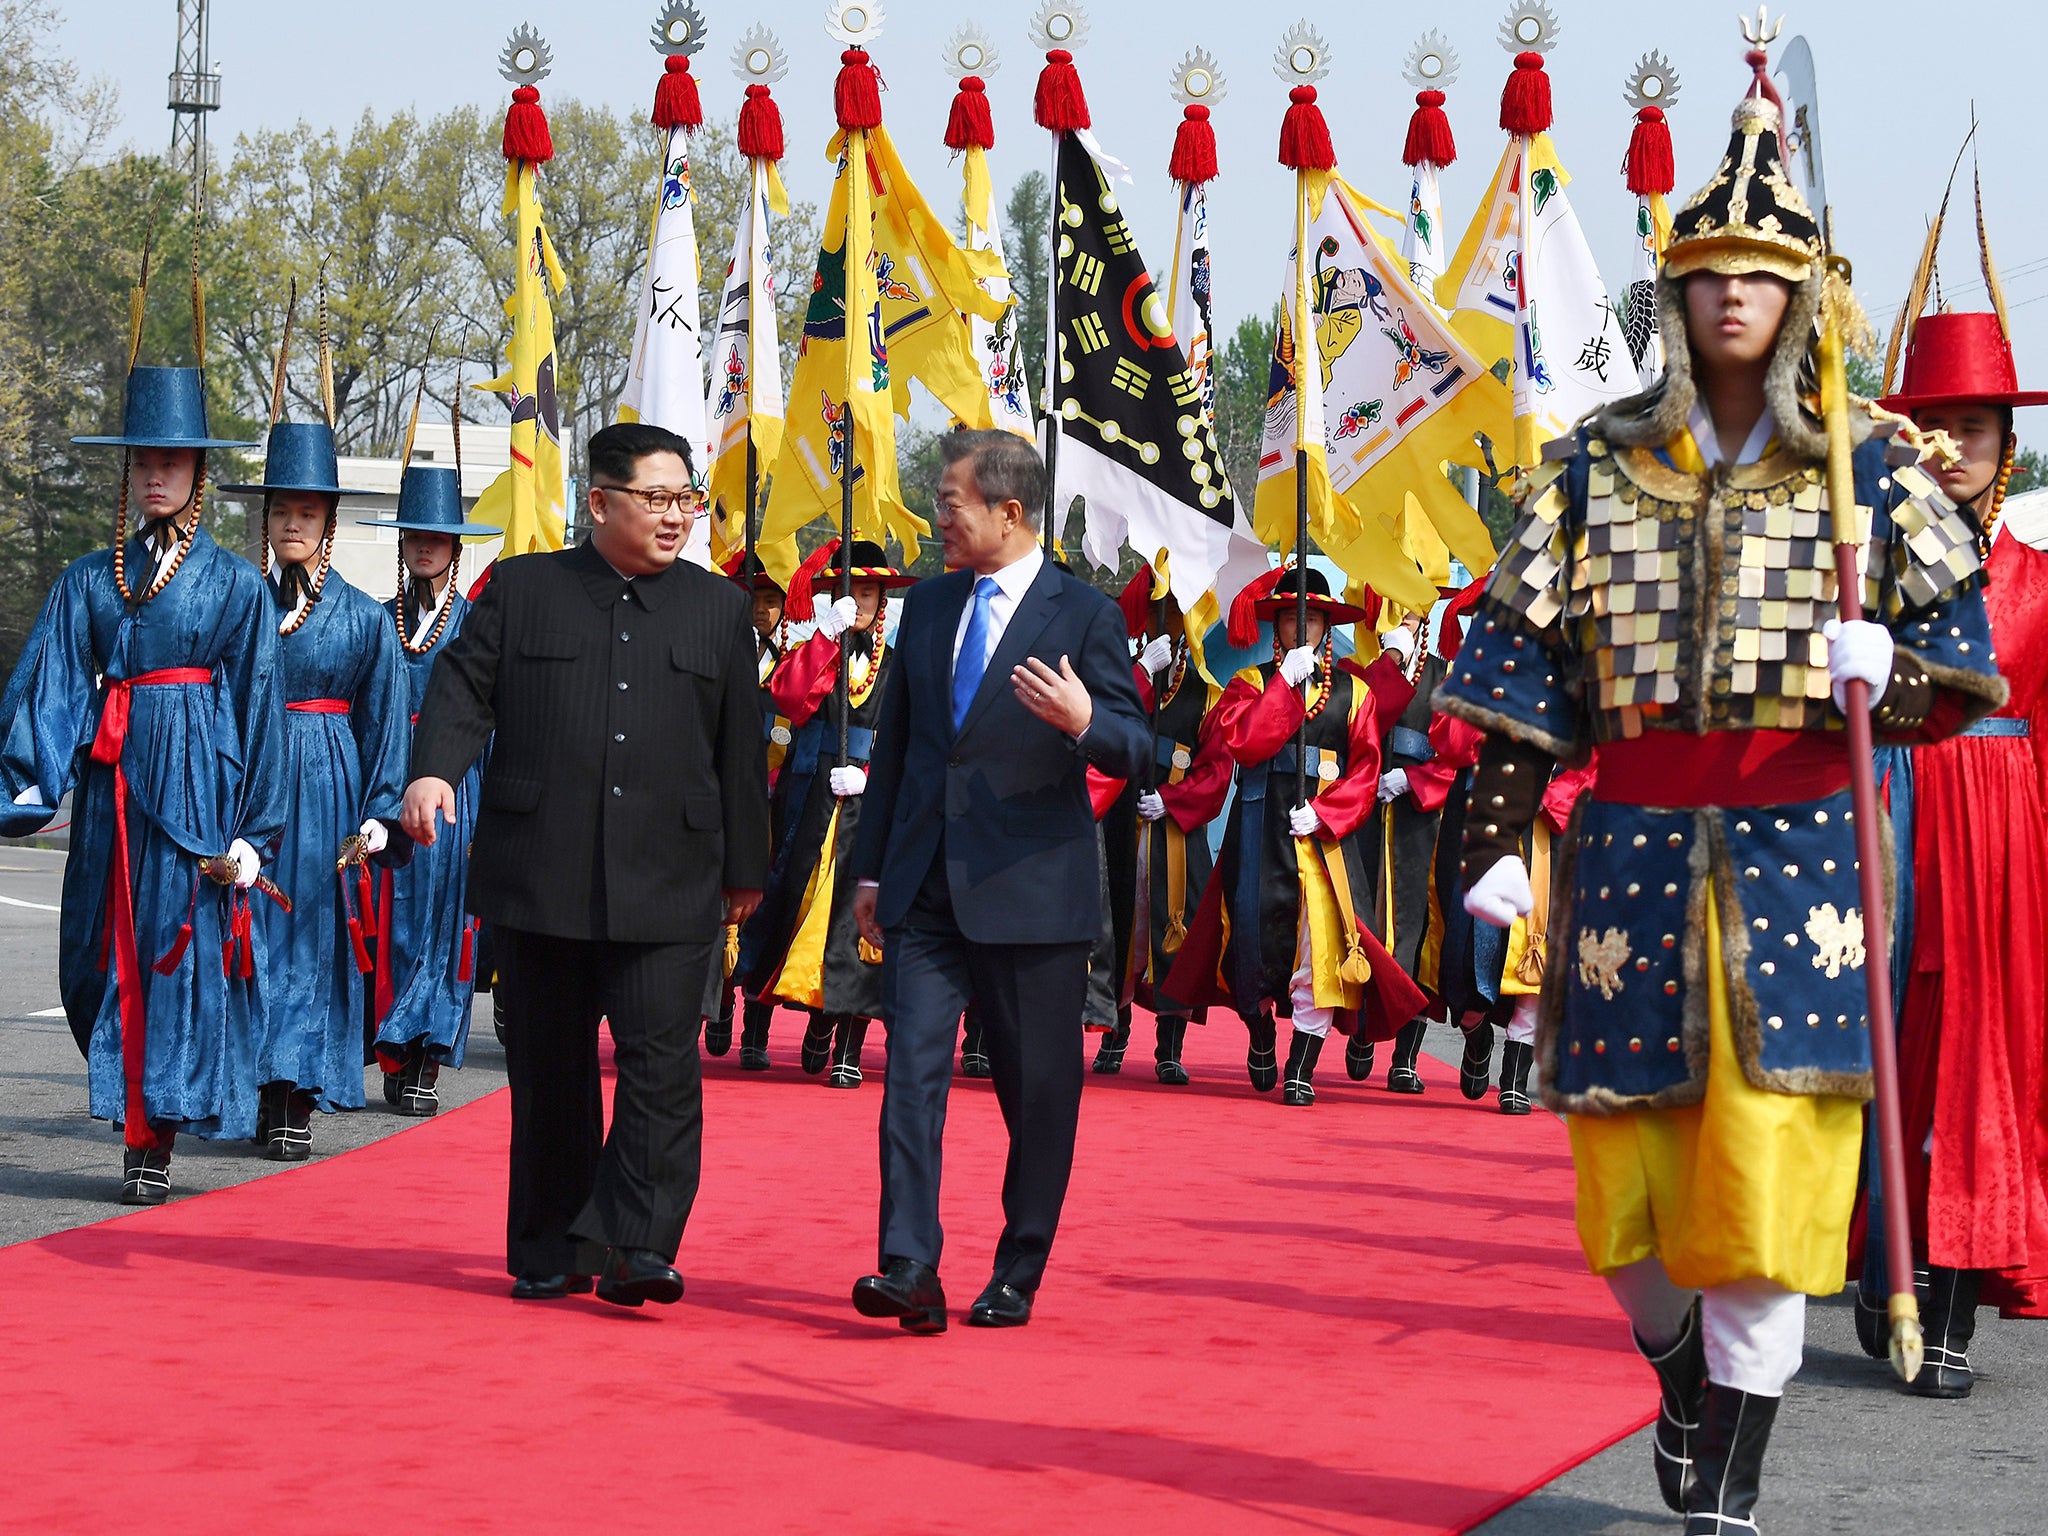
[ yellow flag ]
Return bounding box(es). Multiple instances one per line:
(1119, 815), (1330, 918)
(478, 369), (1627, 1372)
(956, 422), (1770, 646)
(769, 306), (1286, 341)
(472, 159), (568, 560)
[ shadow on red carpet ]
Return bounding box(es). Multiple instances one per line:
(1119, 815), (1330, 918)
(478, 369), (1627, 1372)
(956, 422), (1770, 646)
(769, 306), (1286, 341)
(0, 1010), (1651, 1533)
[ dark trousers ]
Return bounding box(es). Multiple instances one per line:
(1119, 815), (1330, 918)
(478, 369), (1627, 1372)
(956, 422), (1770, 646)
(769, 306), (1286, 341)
(879, 856), (1090, 1292)
(496, 927), (713, 1276)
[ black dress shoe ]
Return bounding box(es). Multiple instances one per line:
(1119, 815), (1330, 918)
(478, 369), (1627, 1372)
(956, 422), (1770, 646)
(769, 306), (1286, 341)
(510, 1273), (595, 1300)
(594, 1247), (686, 1308)
(966, 1280), (1033, 1328)
(852, 1255), (947, 1334)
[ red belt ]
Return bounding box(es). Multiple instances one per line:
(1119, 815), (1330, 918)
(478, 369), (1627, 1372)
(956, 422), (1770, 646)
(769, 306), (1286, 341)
(287, 698), (350, 714)
(90, 666), (214, 1150)
(1594, 729), (1853, 808)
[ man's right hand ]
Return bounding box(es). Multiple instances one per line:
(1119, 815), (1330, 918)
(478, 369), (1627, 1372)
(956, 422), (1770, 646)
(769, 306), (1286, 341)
(1464, 855), (1534, 929)
(816, 595), (860, 641)
(1278, 646), (1319, 687)
(853, 883), (883, 950)
(401, 777), (458, 847)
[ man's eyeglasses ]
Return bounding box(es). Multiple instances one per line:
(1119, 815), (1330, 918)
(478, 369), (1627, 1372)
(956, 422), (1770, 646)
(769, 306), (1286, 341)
(595, 484), (705, 514)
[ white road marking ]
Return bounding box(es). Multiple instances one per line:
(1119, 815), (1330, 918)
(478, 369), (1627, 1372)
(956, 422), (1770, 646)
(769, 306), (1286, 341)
(30, 1006), (66, 1017)
(0, 894), (61, 912)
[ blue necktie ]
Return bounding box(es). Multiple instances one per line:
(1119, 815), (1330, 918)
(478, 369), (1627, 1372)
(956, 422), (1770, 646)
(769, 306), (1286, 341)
(952, 576), (1000, 731)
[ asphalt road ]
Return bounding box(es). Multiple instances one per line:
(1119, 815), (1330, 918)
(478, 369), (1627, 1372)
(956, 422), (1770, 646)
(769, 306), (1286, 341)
(2, 847), (2041, 1528)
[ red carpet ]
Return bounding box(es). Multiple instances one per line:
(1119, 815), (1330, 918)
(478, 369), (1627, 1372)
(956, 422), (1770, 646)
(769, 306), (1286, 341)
(0, 1016), (1651, 1533)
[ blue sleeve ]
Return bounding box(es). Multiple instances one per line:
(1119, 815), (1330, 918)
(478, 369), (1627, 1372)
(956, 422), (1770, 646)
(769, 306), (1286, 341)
(0, 566), (98, 836)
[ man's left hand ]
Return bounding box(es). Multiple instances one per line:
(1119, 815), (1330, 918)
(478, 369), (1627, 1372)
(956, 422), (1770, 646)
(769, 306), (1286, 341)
(1013, 654), (1093, 737)
(1288, 802), (1322, 838)
(724, 888), (763, 926)
(1824, 618), (1894, 712)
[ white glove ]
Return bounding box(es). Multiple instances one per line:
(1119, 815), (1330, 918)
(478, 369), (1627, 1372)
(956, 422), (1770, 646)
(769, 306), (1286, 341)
(1278, 646), (1319, 687)
(815, 594), (860, 641)
(1379, 626), (1416, 662)
(828, 765), (868, 798)
(228, 837), (261, 890)
(1824, 618), (1893, 711)
(1288, 801), (1322, 838)
(1377, 768), (1410, 803)
(356, 818), (389, 856)
(1136, 790), (1167, 822)
(1138, 635), (1175, 677)
(12, 784), (44, 807)
(1464, 855), (1534, 929)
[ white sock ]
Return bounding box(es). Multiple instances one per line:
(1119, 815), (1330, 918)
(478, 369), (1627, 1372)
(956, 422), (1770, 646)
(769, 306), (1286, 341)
(1606, 1256), (1696, 1354)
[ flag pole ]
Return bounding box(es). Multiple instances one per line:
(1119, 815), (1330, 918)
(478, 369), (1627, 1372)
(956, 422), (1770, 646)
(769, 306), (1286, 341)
(1042, 127), (1061, 558)
(1033, 13), (1092, 558)
(837, 404), (855, 771)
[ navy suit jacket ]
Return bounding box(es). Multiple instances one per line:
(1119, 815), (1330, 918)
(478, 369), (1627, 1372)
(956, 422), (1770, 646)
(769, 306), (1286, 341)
(850, 556), (1150, 944)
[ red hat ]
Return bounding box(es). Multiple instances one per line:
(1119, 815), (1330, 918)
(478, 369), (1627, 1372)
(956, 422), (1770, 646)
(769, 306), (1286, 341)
(1880, 311), (2048, 412)
(1250, 565), (1372, 627)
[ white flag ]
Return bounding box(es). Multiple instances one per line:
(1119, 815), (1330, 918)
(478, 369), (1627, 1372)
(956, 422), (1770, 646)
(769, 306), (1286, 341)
(619, 123), (711, 564)
(1514, 146), (1634, 462)
(1401, 161), (1448, 293)
(703, 156), (787, 559)
(1167, 179), (1220, 425)
(1622, 193), (1665, 387)
(966, 167), (1034, 438)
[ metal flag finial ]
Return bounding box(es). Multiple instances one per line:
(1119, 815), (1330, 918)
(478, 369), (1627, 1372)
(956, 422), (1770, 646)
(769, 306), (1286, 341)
(498, 24), (553, 86)
(943, 23), (1000, 80)
(1740, 6), (1786, 47)
(1273, 21), (1333, 86)
(1625, 50), (1681, 111)
(1169, 47), (1226, 107)
(1403, 31), (1461, 91)
(825, 0), (886, 47)
(1027, 1), (1089, 54)
(1497, 2), (1561, 56)
(651, 1), (708, 57)
(732, 24), (788, 85)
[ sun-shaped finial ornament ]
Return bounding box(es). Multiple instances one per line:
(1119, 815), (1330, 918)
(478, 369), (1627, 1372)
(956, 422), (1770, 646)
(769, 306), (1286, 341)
(1739, 5), (1785, 47)
(825, 0), (886, 47)
(1624, 50), (1681, 112)
(942, 22), (999, 79)
(731, 24), (789, 85)
(1169, 47), (1226, 107)
(651, 2), (709, 57)
(1497, 2), (1561, 56)
(1402, 31), (1460, 91)
(1273, 21), (1333, 86)
(1028, 2), (1090, 54)
(498, 24), (554, 86)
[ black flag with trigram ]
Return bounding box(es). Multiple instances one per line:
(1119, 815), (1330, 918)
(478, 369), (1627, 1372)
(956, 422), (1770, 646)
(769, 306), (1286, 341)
(1049, 130), (1266, 628)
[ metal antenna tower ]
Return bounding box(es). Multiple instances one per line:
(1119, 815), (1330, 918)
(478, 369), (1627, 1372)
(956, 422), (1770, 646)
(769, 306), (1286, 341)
(167, 0), (221, 210)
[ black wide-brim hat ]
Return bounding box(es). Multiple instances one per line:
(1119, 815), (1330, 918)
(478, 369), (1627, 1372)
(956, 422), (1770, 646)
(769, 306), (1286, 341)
(1252, 565), (1372, 626)
(74, 366), (260, 451)
(218, 421), (376, 497)
(726, 550), (787, 594)
(354, 464), (503, 536)
(812, 538), (916, 591)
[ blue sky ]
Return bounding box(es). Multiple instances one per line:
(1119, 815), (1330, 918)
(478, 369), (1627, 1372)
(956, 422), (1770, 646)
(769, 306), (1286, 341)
(69, 1), (2048, 415)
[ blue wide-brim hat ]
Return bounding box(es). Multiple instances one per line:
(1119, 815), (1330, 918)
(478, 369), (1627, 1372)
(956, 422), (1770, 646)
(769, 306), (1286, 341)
(355, 464), (502, 536)
(217, 421), (374, 497)
(73, 366), (260, 451)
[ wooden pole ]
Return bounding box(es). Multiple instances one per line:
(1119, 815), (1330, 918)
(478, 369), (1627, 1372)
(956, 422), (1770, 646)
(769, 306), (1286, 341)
(1043, 130), (1061, 557)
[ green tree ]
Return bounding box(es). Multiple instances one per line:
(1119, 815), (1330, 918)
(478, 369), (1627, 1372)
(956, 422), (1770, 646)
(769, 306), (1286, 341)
(1002, 170), (1049, 408)
(1213, 306), (1277, 509)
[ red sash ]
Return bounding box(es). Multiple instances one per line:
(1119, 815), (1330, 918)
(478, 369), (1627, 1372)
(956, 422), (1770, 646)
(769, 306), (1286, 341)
(90, 666), (214, 1150)
(286, 698), (350, 714)
(1594, 730), (1853, 808)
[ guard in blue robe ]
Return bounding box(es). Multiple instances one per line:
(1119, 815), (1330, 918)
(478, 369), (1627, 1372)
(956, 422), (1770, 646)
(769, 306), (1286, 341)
(357, 464), (500, 1114)
(0, 364), (280, 1205)
(223, 423), (412, 1157)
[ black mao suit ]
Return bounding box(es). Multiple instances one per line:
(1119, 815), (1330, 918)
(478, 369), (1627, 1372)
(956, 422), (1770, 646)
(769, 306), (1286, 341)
(850, 555), (1149, 1294)
(411, 539), (769, 1276)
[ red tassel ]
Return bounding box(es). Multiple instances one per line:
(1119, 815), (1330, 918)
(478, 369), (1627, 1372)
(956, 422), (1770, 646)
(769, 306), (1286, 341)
(1033, 48), (1090, 133)
(1436, 575), (1490, 663)
(737, 83), (785, 161)
(348, 917), (373, 975)
(457, 921), (477, 985)
(1228, 568), (1286, 650)
(222, 937), (235, 979)
(652, 54), (703, 132)
(356, 866), (376, 938)
(783, 538), (840, 624)
(1624, 106), (1674, 197)
(945, 75), (996, 151)
(1499, 52), (1552, 137)
(1168, 105), (1218, 186)
(1278, 86), (1335, 172)
(1403, 89), (1457, 169)
(835, 48), (883, 131)
(152, 923), (192, 977)
(1116, 564), (1157, 639)
(502, 85), (555, 165)
(235, 900), (254, 980)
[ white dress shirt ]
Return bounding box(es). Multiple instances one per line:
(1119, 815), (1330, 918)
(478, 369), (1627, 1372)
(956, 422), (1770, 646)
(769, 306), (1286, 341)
(409, 577), (450, 648)
(951, 543), (1044, 676)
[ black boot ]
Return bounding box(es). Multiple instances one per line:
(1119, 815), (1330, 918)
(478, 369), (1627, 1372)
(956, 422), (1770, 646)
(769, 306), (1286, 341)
(1637, 1299), (1706, 1513)
(1154, 1016), (1191, 1086)
(829, 1016), (870, 1089)
(397, 1047), (442, 1117)
(259, 1081), (311, 1161)
(1910, 1265), (1982, 1398)
(1245, 1012), (1279, 1093)
(1498, 1039), (1535, 1115)
(1344, 1034), (1376, 1081)
(800, 1012), (833, 1076)
(1282, 1030), (1324, 1106)
(738, 1001), (772, 1071)
(1458, 1020), (1495, 1100)
(1683, 1384), (1777, 1535)
(382, 1065), (403, 1106)
(960, 1007), (991, 1078)
(120, 1130), (175, 1206)
(703, 987), (734, 1056)
(1386, 1017), (1428, 1094)
(1092, 1015), (1131, 1074)
(492, 991), (508, 1048)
